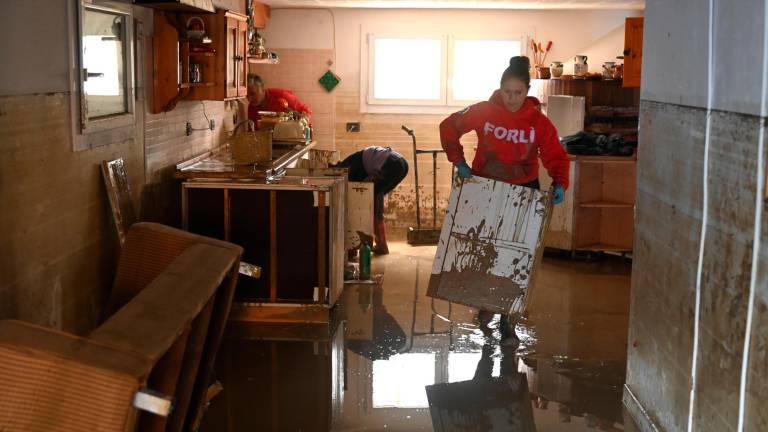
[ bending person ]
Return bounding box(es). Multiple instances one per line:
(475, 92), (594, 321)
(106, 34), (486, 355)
(338, 146), (409, 255)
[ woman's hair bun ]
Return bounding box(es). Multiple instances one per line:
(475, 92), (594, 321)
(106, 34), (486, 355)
(509, 56), (530, 70)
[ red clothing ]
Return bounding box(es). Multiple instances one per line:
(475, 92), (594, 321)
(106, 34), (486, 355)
(248, 87), (312, 126)
(439, 92), (570, 189)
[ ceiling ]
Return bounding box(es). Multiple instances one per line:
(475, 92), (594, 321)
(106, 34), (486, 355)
(262, 0), (644, 10)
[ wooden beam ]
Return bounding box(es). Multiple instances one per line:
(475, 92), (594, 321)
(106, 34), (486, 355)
(270, 190), (278, 303)
(223, 188), (231, 241)
(317, 191), (326, 303)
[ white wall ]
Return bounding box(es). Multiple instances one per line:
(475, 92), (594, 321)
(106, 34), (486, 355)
(0, 0), (71, 95)
(264, 7), (642, 88)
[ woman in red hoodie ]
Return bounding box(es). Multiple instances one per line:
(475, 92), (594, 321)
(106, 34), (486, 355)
(439, 55), (570, 342)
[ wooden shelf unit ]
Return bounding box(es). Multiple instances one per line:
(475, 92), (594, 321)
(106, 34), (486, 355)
(540, 156), (636, 254)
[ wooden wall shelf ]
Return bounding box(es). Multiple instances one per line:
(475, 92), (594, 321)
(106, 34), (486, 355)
(247, 56), (279, 65)
(179, 82), (215, 88)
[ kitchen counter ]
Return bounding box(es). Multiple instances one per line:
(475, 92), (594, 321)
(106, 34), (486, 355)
(175, 141), (316, 180)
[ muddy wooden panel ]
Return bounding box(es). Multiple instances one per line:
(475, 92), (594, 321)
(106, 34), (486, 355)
(428, 177), (550, 314)
(101, 158), (138, 247)
(346, 181), (374, 250)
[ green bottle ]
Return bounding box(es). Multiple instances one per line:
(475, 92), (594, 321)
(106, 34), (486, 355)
(360, 242), (372, 280)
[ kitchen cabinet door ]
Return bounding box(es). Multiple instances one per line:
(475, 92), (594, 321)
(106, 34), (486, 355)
(623, 17), (644, 88)
(225, 16), (240, 99)
(236, 19), (248, 97)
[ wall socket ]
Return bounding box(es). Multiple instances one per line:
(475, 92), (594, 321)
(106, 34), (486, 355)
(346, 122), (361, 133)
(185, 120), (216, 136)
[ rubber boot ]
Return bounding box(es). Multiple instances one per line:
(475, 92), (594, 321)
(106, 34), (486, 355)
(372, 218), (389, 255)
(477, 310), (494, 337)
(500, 314), (520, 347)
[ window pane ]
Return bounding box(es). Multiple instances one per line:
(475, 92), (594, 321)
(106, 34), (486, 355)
(453, 40), (521, 102)
(83, 8), (127, 119)
(373, 38), (442, 101)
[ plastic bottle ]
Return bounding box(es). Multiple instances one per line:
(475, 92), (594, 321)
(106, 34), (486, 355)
(360, 242), (372, 280)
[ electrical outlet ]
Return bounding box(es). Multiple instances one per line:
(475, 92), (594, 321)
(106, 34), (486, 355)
(185, 121), (193, 136)
(346, 122), (361, 133)
(209, 119), (216, 130)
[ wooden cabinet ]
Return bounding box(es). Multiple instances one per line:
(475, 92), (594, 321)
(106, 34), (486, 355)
(152, 9), (251, 113)
(182, 177), (346, 321)
(623, 17), (644, 88)
(541, 156), (636, 254)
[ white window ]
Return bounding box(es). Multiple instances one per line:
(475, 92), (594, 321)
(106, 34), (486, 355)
(82, 7), (130, 119)
(368, 36), (447, 105)
(450, 39), (522, 104)
(70, 1), (136, 151)
(363, 35), (521, 113)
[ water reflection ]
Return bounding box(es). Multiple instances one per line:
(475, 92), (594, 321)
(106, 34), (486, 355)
(426, 343), (535, 431)
(200, 243), (632, 431)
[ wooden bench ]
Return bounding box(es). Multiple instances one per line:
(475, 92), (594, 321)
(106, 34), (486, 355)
(0, 222), (243, 432)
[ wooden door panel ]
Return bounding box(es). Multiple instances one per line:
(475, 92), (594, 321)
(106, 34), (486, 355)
(623, 17), (644, 88)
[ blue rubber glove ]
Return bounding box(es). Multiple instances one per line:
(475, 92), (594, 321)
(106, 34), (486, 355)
(455, 160), (472, 179)
(553, 185), (565, 205)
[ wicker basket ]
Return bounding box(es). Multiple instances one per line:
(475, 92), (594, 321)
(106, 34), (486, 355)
(230, 120), (272, 165)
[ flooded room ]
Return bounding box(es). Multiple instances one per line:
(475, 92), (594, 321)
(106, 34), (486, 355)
(0, 0), (766, 431)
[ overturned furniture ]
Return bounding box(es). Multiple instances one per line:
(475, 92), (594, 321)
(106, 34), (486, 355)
(0, 223), (243, 432)
(182, 176), (346, 325)
(427, 177), (552, 315)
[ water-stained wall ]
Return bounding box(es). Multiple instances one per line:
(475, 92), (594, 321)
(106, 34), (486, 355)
(0, 0), (243, 334)
(625, 1), (768, 430)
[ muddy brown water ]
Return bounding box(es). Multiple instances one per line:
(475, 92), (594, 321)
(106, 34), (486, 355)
(200, 242), (635, 431)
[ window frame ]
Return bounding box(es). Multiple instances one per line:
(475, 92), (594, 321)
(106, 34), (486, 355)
(69, 1), (136, 151)
(361, 32), (522, 114)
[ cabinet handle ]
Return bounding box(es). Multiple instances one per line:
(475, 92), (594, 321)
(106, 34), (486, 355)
(234, 55), (243, 61)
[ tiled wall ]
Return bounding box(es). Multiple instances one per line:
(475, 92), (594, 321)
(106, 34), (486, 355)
(333, 89), (474, 229)
(143, 100), (238, 225)
(250, 49), (336, 151)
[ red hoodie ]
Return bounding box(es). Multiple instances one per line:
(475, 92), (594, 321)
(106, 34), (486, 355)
(440, 92), (569, 189)
(248, 87), (312, 127)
